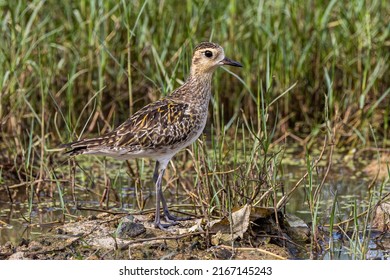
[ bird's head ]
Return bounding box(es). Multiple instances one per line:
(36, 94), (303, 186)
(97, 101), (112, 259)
(190, 42), (242, 76)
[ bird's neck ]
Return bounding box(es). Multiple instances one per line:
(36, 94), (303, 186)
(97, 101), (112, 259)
(170, 71), (213, 107)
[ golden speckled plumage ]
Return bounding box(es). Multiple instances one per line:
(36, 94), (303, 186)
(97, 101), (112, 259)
(64, 82), (210, 160)
(62, 42), (242, 229)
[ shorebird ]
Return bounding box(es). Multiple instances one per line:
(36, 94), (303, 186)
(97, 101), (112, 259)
(62, 42), (242, 229)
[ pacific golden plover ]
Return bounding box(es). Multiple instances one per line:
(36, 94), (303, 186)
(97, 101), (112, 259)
(62, 42), (242, 229)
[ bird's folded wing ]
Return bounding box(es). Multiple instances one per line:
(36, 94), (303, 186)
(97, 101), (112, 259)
(113, 98), (198, 150)
(63, 98), (200, 155)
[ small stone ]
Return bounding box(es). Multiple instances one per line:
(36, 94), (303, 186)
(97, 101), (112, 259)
(88, 215), (98, 221)
(116, 217), (146, 238)
(215, 248), (233, 260)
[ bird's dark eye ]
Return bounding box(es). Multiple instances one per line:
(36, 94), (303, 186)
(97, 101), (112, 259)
(204, 50), (213, 58)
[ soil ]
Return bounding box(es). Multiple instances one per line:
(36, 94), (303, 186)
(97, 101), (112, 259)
(0, 210), (306, 260)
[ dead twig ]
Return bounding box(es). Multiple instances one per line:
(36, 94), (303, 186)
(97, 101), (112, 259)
(218, 244), (287, 260)
(2, 179), (68, 190)
(313, 140), (334, 203)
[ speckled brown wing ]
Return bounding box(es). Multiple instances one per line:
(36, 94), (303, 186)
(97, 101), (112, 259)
(63, 98), (200, 156)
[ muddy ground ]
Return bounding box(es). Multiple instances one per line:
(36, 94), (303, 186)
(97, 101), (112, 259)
(0, 206), (310, 260)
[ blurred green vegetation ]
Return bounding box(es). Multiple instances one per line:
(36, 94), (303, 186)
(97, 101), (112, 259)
(1, 0), (388, 151)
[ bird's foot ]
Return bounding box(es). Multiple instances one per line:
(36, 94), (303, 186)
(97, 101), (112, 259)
(163, 210), (192, 222)
(154, 220), (178, 230)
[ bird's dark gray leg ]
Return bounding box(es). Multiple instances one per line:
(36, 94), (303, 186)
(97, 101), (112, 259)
(153, 161), (178, 229)
(159, 185), (191, 222)
(153, 161), (160, 184)
(153, 162), (191, 223)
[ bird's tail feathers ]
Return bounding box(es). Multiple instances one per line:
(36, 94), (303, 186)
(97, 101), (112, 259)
(60, 136), (110, 156)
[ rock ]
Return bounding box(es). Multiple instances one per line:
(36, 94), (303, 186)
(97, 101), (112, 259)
(116, 216), (146, 238)
(284, 214), (310, 242)
(372, 201), (390, 231)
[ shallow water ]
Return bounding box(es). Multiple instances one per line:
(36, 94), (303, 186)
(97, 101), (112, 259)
(1, 157), (389, 260)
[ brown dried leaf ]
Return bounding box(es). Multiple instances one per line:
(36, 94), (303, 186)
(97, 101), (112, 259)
(210, 204), (251, 241)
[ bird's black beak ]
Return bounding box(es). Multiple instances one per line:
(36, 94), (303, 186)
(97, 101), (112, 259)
(220, 57), (243, 67)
